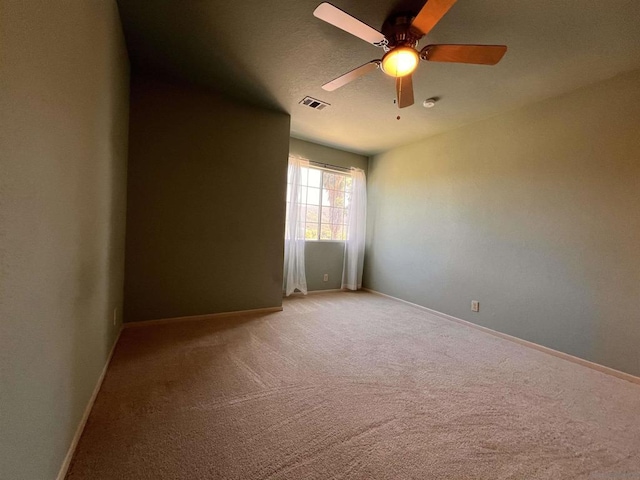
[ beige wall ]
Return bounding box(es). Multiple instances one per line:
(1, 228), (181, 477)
(0, 1), (130, 478)
(288, 138), (369, 291)
(124, 77), (291, 322)
(365, 69), (640, 376)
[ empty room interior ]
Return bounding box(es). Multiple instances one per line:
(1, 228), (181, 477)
(2, 0), (640, 479)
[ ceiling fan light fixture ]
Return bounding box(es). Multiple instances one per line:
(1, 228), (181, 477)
(381, 46), (419, 78)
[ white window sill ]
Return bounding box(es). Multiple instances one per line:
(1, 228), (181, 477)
(305, 240), (346, 244)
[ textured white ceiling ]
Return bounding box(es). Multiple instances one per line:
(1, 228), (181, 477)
(117, 0), (640, 155)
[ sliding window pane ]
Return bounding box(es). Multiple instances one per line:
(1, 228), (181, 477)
(306, 205), (319, 223)
(307, 187), (320, 206)
(340, 208), (349, 225)
(326, 208), (340, 225)
(307, 168), (321, 188)
(320, 224), (332, 240)
(345, 176), (353, 190)
(323, 172), (336, 190)
(321, 207), (331, 224)
(321, 188), (330, 206)
(328, 189), (345, 208)
(305, 223), (318, 240)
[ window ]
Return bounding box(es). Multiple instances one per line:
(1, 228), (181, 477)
(286, 165), (352, 241)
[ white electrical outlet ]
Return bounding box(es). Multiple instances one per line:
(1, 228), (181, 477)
(323, 274), (329, 282)
(471, 301), (480, 312)
(113, 307), (118, 326)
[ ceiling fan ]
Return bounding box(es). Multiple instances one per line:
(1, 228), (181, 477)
(313, 0), (507, 108)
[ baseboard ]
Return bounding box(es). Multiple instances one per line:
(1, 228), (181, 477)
(363, 288), (640, 385)
(123, 306), (284, 328)
(285, 288), (346, 297)
(56, 327), (122, 480)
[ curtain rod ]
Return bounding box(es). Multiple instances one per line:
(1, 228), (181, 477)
(308, 160), (352, 173)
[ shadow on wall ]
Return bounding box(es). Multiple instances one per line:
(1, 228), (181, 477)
(119, 0), (284, 112)
(123, 78), (291, 322)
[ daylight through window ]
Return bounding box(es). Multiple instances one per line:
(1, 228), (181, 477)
(286, 165), (352, 241)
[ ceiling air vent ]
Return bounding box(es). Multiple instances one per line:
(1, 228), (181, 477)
(299, 96), (330, 110)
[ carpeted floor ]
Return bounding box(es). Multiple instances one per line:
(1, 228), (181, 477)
(67, 291), (640, 479)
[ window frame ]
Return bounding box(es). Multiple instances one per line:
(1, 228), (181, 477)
(286, 163), (352, 242)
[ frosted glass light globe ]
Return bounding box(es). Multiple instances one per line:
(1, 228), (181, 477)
(381, 47), (419, 77)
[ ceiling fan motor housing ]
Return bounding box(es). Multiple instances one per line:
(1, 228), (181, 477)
(381, 13), (424, 50)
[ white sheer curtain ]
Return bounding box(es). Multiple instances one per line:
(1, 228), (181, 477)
(283, 156), (308, 296)
(342, 168), (366, 290)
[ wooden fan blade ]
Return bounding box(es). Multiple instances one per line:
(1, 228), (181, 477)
(422, 44), (507, 65)
(322, 61), (380, 91)
(314, 3), (387, 46)
(396, 74), (414, 108)
(411, 0), (457, 36)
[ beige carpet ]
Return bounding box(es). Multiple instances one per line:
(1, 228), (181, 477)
(67, 292), (640, 479)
